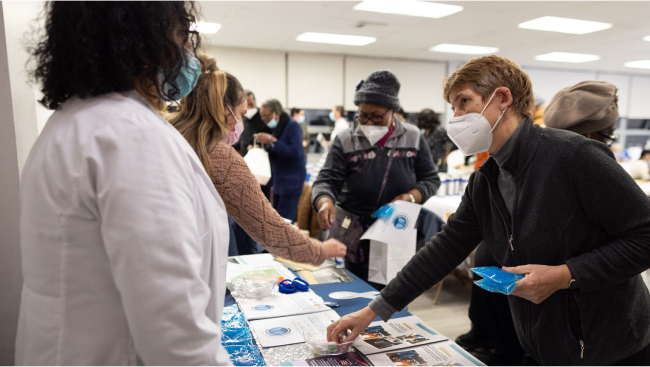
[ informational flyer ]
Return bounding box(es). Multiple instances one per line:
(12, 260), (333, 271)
(353, 316), (448, 355)
(280, 351), (372, 366)
(226, 262), (292, 283)
(298, 267), (354, 285)
(232, 253), (276, 266)
(365, 340), (486, 366)
(360, 201), (421, 246)
(238, 292), (330, 320)
(248, 310), (339, 348)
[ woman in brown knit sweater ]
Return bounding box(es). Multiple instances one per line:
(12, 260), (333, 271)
(168, 54), (346, 265)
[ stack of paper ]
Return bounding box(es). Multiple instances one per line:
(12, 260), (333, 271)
(354, 316), (447, 355)
(248, 310), (340, 348)
(238, 292), (330, 321)
(364, 340), (485, 366)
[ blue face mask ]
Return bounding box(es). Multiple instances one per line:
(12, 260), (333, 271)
(267, 118), (279, 129)
(329, 112), (336, 122)
(159, 50), (201, 101)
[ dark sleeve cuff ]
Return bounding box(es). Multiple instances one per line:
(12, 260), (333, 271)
(368, 294), (398, 322)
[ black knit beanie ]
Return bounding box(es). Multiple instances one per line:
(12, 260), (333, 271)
(353, 70), (401, 110)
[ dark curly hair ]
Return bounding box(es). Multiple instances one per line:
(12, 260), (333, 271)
(416, 108), (441, 130)
(29, 1), (202, 110)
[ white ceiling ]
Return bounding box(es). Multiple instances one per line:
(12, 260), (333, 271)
(196, 1), (650, 75)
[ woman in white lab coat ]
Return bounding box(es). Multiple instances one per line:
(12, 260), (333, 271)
(16, 3), (231, 365)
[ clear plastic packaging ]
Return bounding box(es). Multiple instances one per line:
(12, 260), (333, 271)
(471, 266), (525, 283)
(224, 345), (266, 366)
(221, 312), (247, 329)
(301, 327), (359, 355)
(372, 203), (395, 219)
(231, 276), (278, 299)
(221, 327), (253, 345)
(222, 304), (240, 315)
(474, 278), (518, 295)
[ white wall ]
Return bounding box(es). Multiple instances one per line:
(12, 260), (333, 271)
(344, 57), (447, 113)
(522, 67), (598, 109)
(206, 47), (287, 107)
(628, 76), (650, 119)
(287, 53), (343, 109)
(0, 2), (44, 364)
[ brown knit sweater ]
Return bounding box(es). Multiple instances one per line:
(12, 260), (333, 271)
(209, 143), (328, 265)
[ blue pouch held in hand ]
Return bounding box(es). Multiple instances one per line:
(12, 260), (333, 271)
(372, 203), (395, 219)
(225, 345), (266, 366)
(221, 327), (253, 345)
(221, 312), (247, 328)
(471, 266), (525, 283)
(474, 278), (518, 295)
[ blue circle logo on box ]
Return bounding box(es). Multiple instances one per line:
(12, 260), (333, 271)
(393, 215), (409, 230)
(253, 304), (274, 311)
(265, 327), (291, 337)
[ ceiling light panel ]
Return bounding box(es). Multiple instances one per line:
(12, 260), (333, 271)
(535, 52), (600, 63)
(353, 0), (463, 19)
(430, 43), (498, 55)
(296, 32), (376, 46)
(644, 35), (650, 41)
(624, 60), (650, 69)
(190, 22), (221, 34)
(518, 16), (612, 35)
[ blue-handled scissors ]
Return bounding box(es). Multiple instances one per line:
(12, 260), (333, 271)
(278, 278), (310, 294)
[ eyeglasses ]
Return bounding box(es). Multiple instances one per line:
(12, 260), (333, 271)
(356, 110), (391, 125)
(597, 131), (618, 147)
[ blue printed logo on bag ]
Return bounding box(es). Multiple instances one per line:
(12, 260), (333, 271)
(393, 215), (409, 230)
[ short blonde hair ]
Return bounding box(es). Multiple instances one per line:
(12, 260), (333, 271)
(443, 55), (534, 120)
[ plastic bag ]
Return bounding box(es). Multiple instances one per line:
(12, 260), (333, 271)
(222, 304), (240, 315)
(225, 345), (266, 366)
(471, 266), (525, 283)
(473, 278), (518, 295)
(222, 327), (253, 345)
(243, 146), (271, 185)
(371, 203), (395, 219)
(221, 312), (247, 329)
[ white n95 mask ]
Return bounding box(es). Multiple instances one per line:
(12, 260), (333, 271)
(447, 89), (507, 156)
(358, 125), (389, 146)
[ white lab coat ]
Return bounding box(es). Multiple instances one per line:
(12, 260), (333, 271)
(15, 91), (232, 365)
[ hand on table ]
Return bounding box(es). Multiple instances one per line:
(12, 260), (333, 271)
(317, 197), (335, 229)
(503, 264), (573, 304)
(327, 306), (378, 347)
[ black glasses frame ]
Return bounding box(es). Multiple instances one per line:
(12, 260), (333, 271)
(355, 110), (391, 125)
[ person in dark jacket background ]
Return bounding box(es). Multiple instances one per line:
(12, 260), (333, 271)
(312, 70), (440, 286)
(327, 55), (650, 366)
(234, 90), (270, 155)
(254, 99), (306, 221)
(417, 108), (454, 172)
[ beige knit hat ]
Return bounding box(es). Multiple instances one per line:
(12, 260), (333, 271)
(543, 81), (618, 134)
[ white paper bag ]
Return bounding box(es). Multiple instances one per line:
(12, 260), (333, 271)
(243, 147), (271, 185)
(368, 229), (416, 285)
(361, 201), (421, 245)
